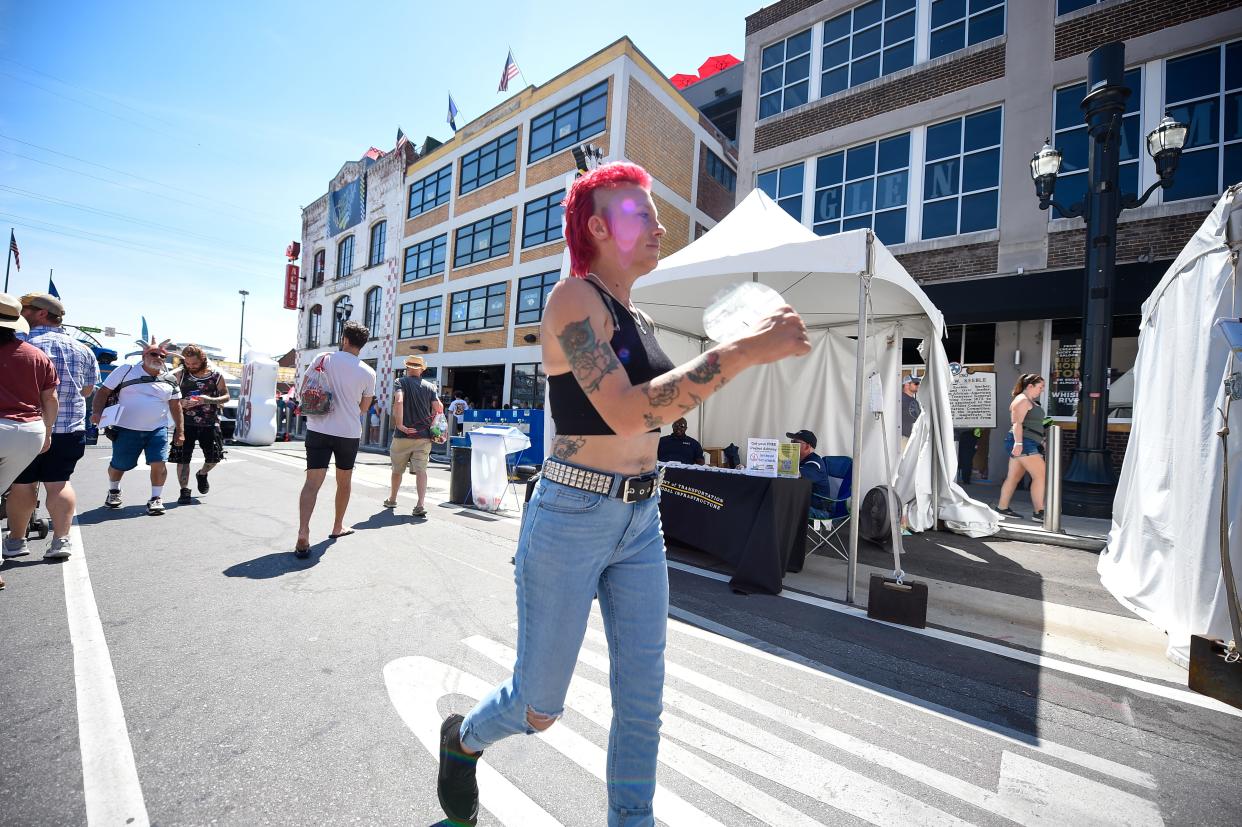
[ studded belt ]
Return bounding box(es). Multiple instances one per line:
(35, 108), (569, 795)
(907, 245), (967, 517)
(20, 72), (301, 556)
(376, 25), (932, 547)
(541, 459), (664, 503)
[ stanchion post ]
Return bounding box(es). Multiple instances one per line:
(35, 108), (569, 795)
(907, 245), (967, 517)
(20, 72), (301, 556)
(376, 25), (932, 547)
(1044, 424), (1063, 533)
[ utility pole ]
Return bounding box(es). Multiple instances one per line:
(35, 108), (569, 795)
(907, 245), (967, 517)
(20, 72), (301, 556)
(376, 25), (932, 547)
(238, 290), (249, 362)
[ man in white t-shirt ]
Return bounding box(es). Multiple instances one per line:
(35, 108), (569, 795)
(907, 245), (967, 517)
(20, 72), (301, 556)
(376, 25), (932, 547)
(91, 339), (184, 515)
(294, 320), (376, 557)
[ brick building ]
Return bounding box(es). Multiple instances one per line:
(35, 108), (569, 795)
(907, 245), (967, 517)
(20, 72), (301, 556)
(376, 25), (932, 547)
(739, 0), (1241, 481)
(391, 37), (737, 409)
(295, 142), (417, 446)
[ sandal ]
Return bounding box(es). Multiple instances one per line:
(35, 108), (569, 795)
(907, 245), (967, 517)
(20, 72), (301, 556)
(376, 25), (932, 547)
(383, 498), (398, 508)
(294, 541), (311, 559)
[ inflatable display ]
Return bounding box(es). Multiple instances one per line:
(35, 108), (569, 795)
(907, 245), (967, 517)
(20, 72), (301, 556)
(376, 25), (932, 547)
(234, 350), (279, 445)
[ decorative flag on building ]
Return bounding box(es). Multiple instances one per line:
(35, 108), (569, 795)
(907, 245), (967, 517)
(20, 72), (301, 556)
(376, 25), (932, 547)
(447, 93), (459, 132)
(8, 231), (19, 271)
(498, 49), (520, 93)
(327, 174), (367, 237)
(48, 276), (60, 298)
(396, 127), (407, 147)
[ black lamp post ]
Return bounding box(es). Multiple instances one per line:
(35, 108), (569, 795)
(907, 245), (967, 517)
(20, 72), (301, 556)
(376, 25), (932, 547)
(1030, 42), (1186, 517)
(334, 296), (353, 344)
(237, 289), (249, 362)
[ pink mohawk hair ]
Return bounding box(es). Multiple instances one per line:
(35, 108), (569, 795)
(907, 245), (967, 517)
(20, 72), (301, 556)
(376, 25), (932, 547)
(561, 161), (653, 277)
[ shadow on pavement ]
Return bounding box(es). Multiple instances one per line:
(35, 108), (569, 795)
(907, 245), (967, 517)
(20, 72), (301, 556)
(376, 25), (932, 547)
(223, 538), (335, 579)
(351, 509), (416, 531)
(76, 505), (155, 525)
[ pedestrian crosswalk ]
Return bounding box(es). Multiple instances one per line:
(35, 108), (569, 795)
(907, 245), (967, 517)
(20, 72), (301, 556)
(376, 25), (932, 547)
(385, 609), (1164, 826)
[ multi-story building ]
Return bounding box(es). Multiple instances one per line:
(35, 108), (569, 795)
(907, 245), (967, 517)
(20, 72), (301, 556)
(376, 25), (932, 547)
(393, 37), (738, 410)
(295, 141), (417, 445)
(738, 0), (1241, 481)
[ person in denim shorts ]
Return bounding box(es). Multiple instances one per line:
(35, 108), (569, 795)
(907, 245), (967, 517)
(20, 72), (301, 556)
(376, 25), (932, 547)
(434, 163), (811, 827)
(997, 373), (1048, 520)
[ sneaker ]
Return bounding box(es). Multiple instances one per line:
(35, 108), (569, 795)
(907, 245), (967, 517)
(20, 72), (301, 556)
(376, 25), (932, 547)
(2, 537), (29, 559)
(412, 504), (427, 518)
(104, 490), (122, 509)
(997, 507), (1024, 519)
(1032, 510), (1045, 521)
(146, 497), (166, 516)
(44, 537), (73, 560)
(178, 488), (193, 505)
(196, 472), (210, 494)
(438, 714), (481, 826)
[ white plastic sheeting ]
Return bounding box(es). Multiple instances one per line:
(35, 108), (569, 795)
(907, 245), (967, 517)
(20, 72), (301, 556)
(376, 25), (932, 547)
(470, 426), (531, 513)
(1099, 187), (1242, 667)
(235, 351), (278, 446)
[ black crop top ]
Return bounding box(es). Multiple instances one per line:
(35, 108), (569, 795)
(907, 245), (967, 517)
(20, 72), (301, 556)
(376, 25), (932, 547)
(548, 279), (675, 435)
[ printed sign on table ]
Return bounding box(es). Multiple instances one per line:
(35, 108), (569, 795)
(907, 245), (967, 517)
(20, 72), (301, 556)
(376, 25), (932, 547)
(746, 437), (779, 478)
(777, 442), (800, 477)
(948, 371), (996, 429)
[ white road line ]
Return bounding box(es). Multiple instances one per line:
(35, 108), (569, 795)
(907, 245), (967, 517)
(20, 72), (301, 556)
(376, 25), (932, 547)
(667, 559), (1242, 718)
(467, 636), (969, 827)
(64, 519), (149, 826)
(662, 607), (1157, 790)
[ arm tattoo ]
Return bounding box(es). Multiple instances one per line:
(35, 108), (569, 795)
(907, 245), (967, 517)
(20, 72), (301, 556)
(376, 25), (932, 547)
(557, 318), (621, 394)
(685, 352), (721, 385)
(643, 412), (664, 429)
(645, 380), (679, 408)
(551, 435), (586, 459)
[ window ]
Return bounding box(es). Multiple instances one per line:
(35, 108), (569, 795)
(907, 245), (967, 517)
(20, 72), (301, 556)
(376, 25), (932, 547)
(511, 363), (546, 409)
(929, 0), (1005, 60)
(454, 211), (512, 267)
(311, 250), (325, 287)
(522, 190), (565, 248)
(820, 0), (915, 98)
(705, 149), (737, 192)
(813, 132), (910, 244)
(306, 305), (321, 348)
(1048, 316), (1140, 420)
(332, 295), (351, 343)
(336, 235), (354, 278)
(407, 165), (451, 218)
(757, 162), (805, 220)
(459, 128), (518, 194)
(922, 107), (1002, 239)
(368, 221), (387, 268)
(363, 286), (382, 336)
(529, 80), (608, 162)
(759, 28), (812, 119)
(1163, 42), (1242, 202)
(449, 282), (507, 332)
(399, 296), (442, 339)
(1053, 69), (1142, 217)
(516, 270), (559, 325)
(1056, 0), (1099, 14)
(403, 234), (447, 282)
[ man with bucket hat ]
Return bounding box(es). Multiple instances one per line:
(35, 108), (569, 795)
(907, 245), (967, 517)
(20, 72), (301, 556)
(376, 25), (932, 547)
(4, 292), (98, 559)
(386, 354), (444, 518)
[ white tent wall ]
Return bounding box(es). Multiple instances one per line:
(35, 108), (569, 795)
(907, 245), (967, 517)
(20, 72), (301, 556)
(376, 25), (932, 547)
(1099, 186), (1242, 668)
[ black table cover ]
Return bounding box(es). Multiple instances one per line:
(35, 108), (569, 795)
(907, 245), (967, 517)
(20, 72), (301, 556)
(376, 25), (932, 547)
(659, 466), (811, 595)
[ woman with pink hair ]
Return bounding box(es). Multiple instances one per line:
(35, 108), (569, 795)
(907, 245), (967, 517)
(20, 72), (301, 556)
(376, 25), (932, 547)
(436, 162), (810, 826)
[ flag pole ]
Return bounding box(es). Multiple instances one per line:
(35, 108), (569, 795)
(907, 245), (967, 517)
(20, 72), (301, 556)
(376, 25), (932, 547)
(4, 228), (12, 293)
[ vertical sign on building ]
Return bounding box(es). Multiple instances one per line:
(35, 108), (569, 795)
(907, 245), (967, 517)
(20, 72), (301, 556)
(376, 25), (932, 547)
(284, 264), (300, 310)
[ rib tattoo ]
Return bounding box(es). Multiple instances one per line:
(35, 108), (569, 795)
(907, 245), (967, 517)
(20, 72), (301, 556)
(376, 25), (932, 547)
(552, 435), (587, 459)
(557, 318), (621, 394)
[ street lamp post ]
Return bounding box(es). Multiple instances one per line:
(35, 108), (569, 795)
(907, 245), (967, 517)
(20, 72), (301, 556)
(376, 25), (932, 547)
(334, 297), (353, 345)
(237, 289), (249, 362)
(1029, 42), (1186, 517)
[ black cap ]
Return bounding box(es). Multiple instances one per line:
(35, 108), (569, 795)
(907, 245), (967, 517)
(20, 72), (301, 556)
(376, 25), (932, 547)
(785, 429), (816, 448)
(905, 375), (922, 385)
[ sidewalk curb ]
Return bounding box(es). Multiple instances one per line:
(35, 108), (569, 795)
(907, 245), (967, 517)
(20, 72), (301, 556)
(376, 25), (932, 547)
(993, 523), (1106, 552)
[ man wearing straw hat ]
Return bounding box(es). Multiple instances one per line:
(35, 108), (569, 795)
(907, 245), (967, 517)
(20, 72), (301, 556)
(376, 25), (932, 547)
(386, 354), (443, 518)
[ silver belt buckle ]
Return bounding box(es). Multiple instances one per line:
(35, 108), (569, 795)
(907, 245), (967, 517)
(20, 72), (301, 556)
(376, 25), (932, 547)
(621, 470), (661, 504)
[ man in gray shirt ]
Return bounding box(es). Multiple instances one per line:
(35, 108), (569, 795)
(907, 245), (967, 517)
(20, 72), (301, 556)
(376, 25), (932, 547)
(387, 355), (443, 518)
(901, 374), (922, 443)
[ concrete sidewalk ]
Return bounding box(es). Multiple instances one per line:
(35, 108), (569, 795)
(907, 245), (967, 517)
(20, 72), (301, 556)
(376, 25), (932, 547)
(962, 479), (1111, 551)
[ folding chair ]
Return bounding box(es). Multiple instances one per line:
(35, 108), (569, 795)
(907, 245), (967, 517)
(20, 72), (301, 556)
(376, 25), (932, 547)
(808, 456), (852, 560)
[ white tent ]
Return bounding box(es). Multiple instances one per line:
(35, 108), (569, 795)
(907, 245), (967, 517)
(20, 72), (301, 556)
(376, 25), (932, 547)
(1099, 184), (1242, 667)
(633, 189), (997, 602)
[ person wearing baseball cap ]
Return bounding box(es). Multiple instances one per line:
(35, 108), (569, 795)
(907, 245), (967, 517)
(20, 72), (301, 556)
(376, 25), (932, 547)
(386, 354), (443, 518)
(0, 293), (59, 581)
(786, 429), (834, 517)
(5, 292), (98, 559)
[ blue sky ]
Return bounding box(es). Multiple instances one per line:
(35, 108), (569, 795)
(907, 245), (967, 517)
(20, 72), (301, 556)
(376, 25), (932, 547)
(0, 0), (755, 358)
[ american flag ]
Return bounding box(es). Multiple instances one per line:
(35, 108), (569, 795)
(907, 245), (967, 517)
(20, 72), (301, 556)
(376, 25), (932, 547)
(498, 49), (520, 93)
(8, 231), (18, 271)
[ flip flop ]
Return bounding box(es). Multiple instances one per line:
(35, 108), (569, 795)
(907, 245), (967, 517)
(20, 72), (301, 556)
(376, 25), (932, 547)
(328, 529), (356, 539)
(294, 541), (311, 559)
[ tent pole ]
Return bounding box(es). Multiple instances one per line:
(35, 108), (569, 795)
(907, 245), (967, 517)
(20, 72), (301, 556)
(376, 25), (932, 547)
(847, 233), (875, 604)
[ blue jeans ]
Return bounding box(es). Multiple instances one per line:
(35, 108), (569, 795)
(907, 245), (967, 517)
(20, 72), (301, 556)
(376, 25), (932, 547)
(459, 473), (668, 827)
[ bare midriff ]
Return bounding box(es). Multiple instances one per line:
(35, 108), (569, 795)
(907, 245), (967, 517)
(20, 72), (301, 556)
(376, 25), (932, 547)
(548, 432), (660, 478)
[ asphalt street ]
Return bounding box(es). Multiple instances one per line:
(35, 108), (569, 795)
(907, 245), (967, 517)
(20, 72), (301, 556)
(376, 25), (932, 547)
(2, 442), (1239, 826)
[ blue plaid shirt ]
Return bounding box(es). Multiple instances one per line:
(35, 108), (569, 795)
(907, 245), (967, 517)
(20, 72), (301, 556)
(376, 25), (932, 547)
(18, 326), (100, 433)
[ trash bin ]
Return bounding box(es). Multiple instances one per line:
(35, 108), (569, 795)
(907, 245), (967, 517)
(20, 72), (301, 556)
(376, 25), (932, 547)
(449, 446), (472, 505)
(468, 426), (531, 512)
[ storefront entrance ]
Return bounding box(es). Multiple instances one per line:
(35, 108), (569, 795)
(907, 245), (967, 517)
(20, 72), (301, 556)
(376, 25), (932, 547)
(443, 365), (505, 410)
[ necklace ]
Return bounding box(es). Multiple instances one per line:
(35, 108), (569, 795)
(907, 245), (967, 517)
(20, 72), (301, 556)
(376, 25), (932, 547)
(587, 272), (645, 333)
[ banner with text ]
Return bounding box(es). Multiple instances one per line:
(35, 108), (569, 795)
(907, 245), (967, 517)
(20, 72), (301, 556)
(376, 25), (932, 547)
(948, 371), (996, 429)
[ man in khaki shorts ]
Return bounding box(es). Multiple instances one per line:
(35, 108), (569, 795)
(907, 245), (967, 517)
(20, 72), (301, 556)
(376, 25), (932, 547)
(386, 355), (443, 518)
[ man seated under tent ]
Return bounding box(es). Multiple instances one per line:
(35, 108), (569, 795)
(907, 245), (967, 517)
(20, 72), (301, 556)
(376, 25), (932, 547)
(787, 429), (834, 518)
